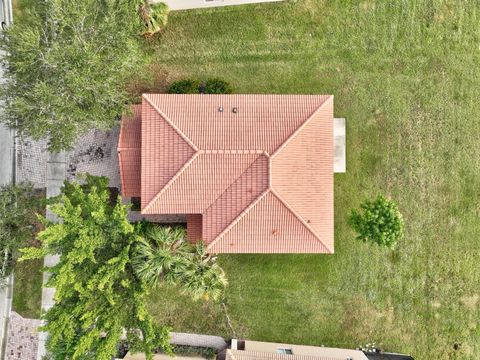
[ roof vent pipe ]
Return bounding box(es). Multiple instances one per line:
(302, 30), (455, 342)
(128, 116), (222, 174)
(232, 107), (238, 113)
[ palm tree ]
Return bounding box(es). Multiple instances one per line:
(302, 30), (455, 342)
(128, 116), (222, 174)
(179, 242), (228, 301)
(132, 225), (191, 288)
(138, 1), (169, 37)
(133, 224), (227, 301)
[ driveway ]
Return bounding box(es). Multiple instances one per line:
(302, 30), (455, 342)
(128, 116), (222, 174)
(16, 128), (121, 189)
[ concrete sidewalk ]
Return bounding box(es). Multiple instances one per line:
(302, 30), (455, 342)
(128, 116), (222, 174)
(37, 152), (66, 360)
(157, 0), (284, 11)
(170, 332), (227, 350)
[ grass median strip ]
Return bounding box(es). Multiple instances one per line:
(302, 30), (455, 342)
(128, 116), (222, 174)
(12, 258), (43, 319)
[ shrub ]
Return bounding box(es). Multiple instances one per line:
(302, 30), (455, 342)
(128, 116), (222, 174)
(139, 1), (170, 37)
(167, 78), (233, 94)
(205, 78), (233, 94)
(167, 79), (201, 94)
(349, 195), (404, 249)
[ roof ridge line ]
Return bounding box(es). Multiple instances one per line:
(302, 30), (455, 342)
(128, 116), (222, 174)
(118, 105), (140, 151)
(206, 189), (271, 251)
(269, 188), (333, 253)
(202, 153), (263, 217)
(270, 95), (333, 159)
(118, 150), (127, 197)
(117, 146), (141, 151)
(118, 114), (125, 150)
(142, 152), (200, 214)
(143, 94), (199, 152)
(200, 149), (266, 155)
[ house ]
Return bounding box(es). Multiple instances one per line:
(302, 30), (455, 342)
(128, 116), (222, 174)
(219, 340), (415, 360)
(118, 339), (414, 360)
(155, 0), (284, 11)
(118, 94), (345, 254)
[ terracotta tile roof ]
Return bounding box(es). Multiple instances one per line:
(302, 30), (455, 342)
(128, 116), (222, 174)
(141, 100), (196, 208)
(118, 105), (142, 197)
(142, 152), (262, 215)
(119, 94), (334, 253)
(143, 94), (331, 154)
(208, 191), (330, 253)
(186, 214), (202, 243)
(203, 154), (269, 244)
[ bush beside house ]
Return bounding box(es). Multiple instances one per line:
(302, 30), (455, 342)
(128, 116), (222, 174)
(167, 78), (233, 94)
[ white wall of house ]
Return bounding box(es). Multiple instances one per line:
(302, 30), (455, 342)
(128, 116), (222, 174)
(334, 118), (346, 173)
(155, 0), (284, 11)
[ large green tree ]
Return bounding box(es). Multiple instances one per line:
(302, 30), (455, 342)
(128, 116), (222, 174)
(21, 176), (172, 360)
(21, 175), (228, 359)
(0, 0), (142, 151)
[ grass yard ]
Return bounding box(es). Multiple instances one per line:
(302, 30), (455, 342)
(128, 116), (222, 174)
(12, 258), (43, 319)
(10, 188), (46, 319)
(144, 1), (480, 359)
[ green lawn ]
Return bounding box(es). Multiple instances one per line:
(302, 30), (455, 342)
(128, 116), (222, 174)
(11, 188), (45, 319)
(144, 1), (480, 359)
(12, 258), (43, 319)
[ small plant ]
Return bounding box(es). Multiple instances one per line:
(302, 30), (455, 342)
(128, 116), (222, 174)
(167, 79), (201, 94)
(205, 78), (234, 94)
(139, 1), (170, 37)
(349, 195), (404, 249)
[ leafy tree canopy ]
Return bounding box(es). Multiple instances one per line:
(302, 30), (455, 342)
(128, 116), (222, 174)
(349, 195), (405, 249)
(21, 176), (172, 360)
(21, 175), (227, 359)
(0, 0), (143, 151)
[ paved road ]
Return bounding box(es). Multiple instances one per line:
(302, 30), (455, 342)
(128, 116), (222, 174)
(0, 59), (14, 186)
(0, 0), (14, 186)
(0, 124), (14, 185)
(0, 2), (16, 359)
